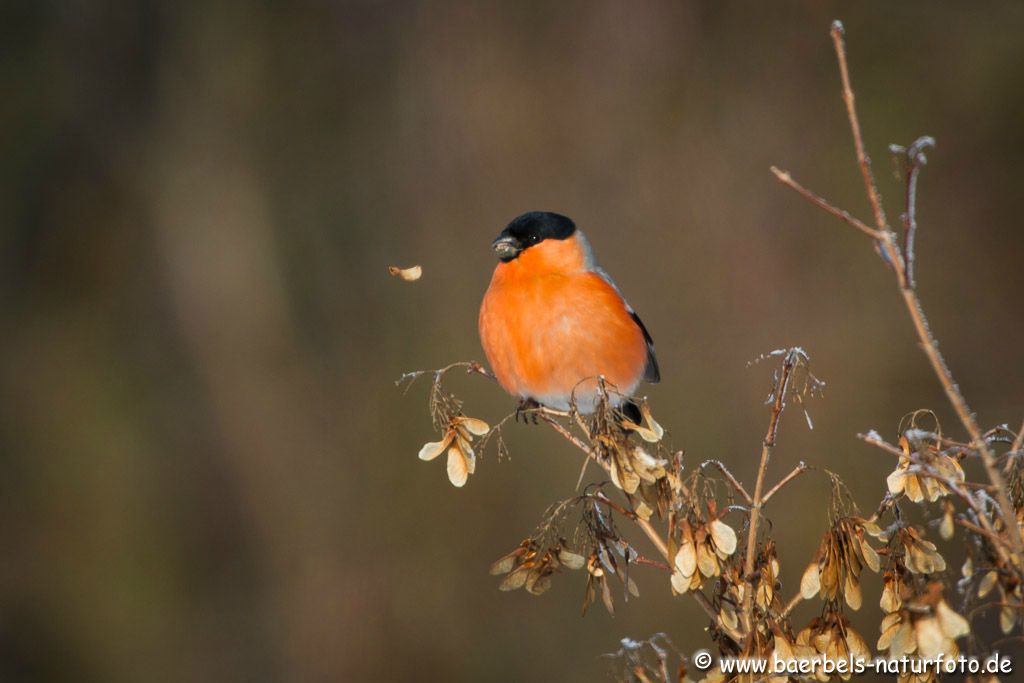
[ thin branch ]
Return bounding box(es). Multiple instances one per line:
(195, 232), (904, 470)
(892, 136), (935, 288)
(857, 432), (904, 458)
(780, 21), (1024, 559)
(778, 589), (804, 621)
(957, 518), (1013, 551)
(540, 413), (603, 467)
(1011, 419), (1024, 455)
(762, 462), (810, 504)
(1005, 418), (1024, 475)
(701, 459), (753, 505)
(770, 167), (884, 239)
(830, 21), (891, 238)
(741, 352), (797, 637)
(896, 286), (1022, 555)
(632, 555), (672, 572)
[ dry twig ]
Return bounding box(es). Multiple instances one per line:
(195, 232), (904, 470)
(772, 20), (1023, 560)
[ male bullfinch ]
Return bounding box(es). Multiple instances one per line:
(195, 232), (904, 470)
(478, 211), (659, 414)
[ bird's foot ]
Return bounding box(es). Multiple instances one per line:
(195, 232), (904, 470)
(515, 398), (541, 424)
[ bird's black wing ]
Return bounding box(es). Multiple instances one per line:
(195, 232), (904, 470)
(595, 266), (660, 384)
(630, 310), (660, 384)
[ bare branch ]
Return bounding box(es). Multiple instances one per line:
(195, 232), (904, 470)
(830, 20), (891, 237)
(778, 21), (1024, 557)
(701, 459), (753, 505)
(891, 136), (936, 288)
(770, 167), (884, 240)
(762, 462), (810, 504)
(741, 350), (798, 637)
(1006, 418), (1024, 475)
(778, 589), (804, 621)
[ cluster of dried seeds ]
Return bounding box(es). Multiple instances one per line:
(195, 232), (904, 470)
(584, 542), (640, 616)
(671, 515), (738, 594)
(489, 538), (585, 595)
(753, 541), (783, 616)
(886, 434), (965, 503)
(893, 527), (947, 575)
(800, 517), (881, 610)
(418, 415), (489, 487)
(796, 609), (872, 682)
(877, 581), (970, 682)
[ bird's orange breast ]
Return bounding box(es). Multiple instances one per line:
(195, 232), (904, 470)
(478, 241), (647, 410)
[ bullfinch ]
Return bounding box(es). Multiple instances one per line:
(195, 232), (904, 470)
(478, 211), (659, 414)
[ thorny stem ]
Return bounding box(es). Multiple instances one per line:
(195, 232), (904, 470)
(774, 21), (1023, 560)
(741, 352), (797, 639)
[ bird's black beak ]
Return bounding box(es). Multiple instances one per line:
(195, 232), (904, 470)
(492, 235), (522, 261)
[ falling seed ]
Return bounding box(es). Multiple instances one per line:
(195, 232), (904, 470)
(389, 264), (422, 281)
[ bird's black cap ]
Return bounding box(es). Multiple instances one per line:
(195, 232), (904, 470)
(493, 212), (576, 261)
(502, 211), (576, 245)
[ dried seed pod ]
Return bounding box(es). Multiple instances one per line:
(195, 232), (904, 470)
(419, 415), (488, 486)
(454, 416), (490, 436)
(709, 519), (738, 556)
(800, 560), (821, 600)
(937, 499), (956, 540)
(844, 572), (862, 610)
(490, 540), (531, 575)
(674, 522), (698, 578)
(418, 432), (453, 461)
(499, 566), (530, 591)
(696, 538), (719, 578)
(858, 533), (881, 573)
(977, 570), (998, 598)
(935, 600), (969, 639)
(557, 545), (585, 571)
(446, 444), (469, 487)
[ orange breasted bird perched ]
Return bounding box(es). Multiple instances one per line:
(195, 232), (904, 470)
(478, 212), (659, 415)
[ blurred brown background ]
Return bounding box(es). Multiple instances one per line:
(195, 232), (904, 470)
(2, 1), (1023, 681)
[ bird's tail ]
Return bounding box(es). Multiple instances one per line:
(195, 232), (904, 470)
(616, 398), (643, 427)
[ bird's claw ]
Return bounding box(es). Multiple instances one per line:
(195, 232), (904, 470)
(515, 398), (541, 424)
